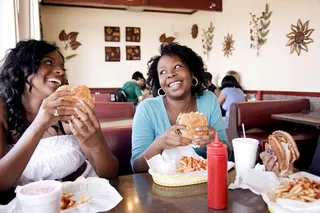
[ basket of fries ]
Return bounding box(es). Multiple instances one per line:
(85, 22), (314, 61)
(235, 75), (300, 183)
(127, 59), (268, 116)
(147, 146), (208, 187)
(262, 172), (320, 213)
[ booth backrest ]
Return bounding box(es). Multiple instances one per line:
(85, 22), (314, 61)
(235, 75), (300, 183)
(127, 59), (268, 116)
(94, 102), (135, 120)
(236, 99), (310, 129)
(101, 126), (133, 176)
(92, 93), (111, 102)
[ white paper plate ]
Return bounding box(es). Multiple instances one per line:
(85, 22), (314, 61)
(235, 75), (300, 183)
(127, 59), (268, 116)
(0, 177), (122, 213)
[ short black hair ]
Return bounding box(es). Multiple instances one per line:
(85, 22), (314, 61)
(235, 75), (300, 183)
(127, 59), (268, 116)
(132, 71), (144, 80)
(205, 72), (212, 81)
(0, 39), (62, 139)
(221, 75), (240, 89)
(146, 43), (207, 97)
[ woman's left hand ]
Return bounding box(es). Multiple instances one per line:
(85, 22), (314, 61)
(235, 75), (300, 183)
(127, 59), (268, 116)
(69, 100), (102, 150)
(191, 126), (216, 147)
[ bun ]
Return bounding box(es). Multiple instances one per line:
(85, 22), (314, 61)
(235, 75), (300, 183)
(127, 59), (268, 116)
(176, 112), (208, 140)
(265, 131), (299, 175)
(56, 85), (94, 111)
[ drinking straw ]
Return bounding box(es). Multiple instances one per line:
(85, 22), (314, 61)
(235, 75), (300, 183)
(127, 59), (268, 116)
(242, 123), (246, 138)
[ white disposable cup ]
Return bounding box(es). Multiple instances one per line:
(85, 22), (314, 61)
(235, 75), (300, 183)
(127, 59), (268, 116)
(16, 180), (62, 213)
(232, 138), (259, 180)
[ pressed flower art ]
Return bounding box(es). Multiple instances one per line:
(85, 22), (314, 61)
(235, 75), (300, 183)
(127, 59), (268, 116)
(222, 33), (235, 58)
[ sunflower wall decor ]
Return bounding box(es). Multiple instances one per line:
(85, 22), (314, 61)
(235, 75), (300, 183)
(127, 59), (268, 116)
(249, 3), (272, 56)
(202, 21), (214, 60)
(222, 34), (235, 58)
(286, 19), (314, 56)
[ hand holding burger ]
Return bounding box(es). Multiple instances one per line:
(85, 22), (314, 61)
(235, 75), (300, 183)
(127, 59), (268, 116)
(56, 85), (102, 149)
(176, 112), (215, 148)
(260, 130), (300, 176)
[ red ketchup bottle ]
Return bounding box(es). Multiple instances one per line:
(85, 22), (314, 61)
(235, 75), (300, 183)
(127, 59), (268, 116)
(207, 132), (228, 210)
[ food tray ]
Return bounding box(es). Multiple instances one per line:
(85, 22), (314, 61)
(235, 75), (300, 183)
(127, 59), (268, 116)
(148, 169), (207, 187)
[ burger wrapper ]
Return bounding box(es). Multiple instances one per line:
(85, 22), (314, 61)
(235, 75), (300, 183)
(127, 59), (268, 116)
(147, 146), (234, 177)
(229, 165), (320, 212)
(1, 177), (122, 213)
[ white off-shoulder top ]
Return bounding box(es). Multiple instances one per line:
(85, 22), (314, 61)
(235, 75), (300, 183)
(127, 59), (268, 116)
(8, 135), (97, 186)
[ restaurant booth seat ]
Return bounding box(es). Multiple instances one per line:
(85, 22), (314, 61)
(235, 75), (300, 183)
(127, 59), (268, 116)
(227, 99), (319, 171)
(94, 102), (135, 120)
(92, 93), (111, 102)
(101, 126), (133, 176)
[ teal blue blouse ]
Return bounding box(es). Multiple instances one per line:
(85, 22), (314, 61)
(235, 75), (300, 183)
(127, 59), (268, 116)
(130, 91), (229, 170)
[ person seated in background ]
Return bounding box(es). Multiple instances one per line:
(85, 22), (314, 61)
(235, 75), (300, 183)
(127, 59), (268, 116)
(260, 136), (320, 177)
(205, 72), (219, 97)
(218, 75), (245, 128)
(140, 79), (152, 100)
(0, 40), (118, 199)
(122, 71), (145, 105)
(226, 70), (243, 90)
(131, 43), (229, 173)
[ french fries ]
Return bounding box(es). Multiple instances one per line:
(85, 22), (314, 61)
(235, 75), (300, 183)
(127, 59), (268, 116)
(274, 176), (320, 203)
(174, 156), (207, 173)
(60, 192), (92, 210)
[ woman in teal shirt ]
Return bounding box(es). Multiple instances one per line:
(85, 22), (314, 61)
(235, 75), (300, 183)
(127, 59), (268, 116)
(131, 43), (229, 173)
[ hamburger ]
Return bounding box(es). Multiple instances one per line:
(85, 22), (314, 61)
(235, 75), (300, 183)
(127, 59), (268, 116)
(176, 112), (208, 140)
(265, 130), (300, 175)
(56, 85), (94, 112)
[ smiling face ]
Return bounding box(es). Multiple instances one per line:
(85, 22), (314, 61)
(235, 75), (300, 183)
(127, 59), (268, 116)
(157, 54), (193, 99)
(25, 50), (67, 99)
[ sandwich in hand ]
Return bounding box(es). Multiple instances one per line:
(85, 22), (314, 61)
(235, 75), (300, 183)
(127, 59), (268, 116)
(176, 112), (208, 146)
(56, 85), (94, 112)
(265, 130), (300, 175)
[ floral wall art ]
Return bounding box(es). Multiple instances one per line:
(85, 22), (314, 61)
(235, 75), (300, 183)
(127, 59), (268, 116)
(285, 19), (314, 56)
(222, 33), (235, 58)
(104, 26), (120, 42)
(249, 4), (272, 56)
(58, 30), (82, 60)
(159, 33), (176, 44)
(202, 21), (214, 60)
(191, 24), (198, 39)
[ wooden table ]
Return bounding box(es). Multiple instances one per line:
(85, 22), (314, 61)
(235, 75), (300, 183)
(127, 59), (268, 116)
(99, 118), (133, 128)
(272, 111), (320, 128)
(107, 169), (268, 213)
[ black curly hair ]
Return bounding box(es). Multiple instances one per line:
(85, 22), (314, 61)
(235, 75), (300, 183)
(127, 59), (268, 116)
(146, 43), (207, 97)
(0, 39), (62, 141)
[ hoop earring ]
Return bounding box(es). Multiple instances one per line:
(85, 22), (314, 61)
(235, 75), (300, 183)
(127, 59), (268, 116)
(191, 76), (199, 86)
(157, 88), (165, 96)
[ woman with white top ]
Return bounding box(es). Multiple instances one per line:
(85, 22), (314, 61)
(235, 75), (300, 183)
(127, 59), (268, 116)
(0, 40), (118, 201)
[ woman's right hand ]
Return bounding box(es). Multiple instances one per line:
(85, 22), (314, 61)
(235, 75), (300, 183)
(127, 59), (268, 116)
(259, 151), (294, 177)
(154, 124), (192, 152)
(34, 90), (78, 130)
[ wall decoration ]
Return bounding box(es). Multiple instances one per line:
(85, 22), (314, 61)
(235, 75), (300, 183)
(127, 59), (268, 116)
(249, 3), (272, 56)
(159, 33), (176, 44)
(126, 27), (140, 42)
(191, 24), (198, 39)
(105, 46), (120, 62)
(126, 46), (140, 60)
(222, 33), (235, 58)
(59, 30), (81, 50)
(202, 21), (214, 60)
(286, 19), (314, 56)
(58, 30), (81, 60)
(104, 26), (120, 42)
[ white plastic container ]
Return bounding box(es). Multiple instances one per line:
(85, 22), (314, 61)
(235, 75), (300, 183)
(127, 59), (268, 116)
(16, 180), (62, 213)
